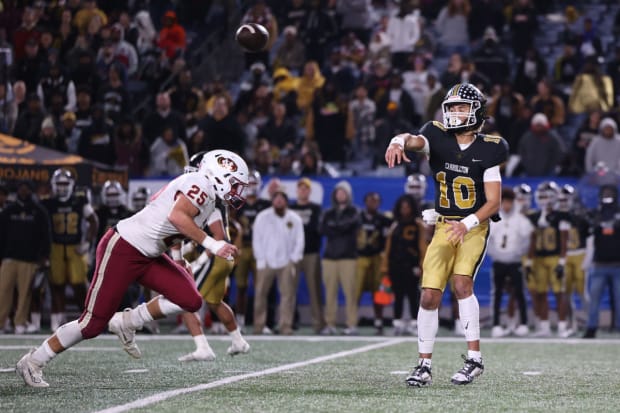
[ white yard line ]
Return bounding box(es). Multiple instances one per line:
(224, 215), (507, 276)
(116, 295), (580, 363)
(92, 339), (404, 413)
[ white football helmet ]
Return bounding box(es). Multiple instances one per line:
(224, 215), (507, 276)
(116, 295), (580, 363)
(51, 168), (75, 202)
(513, 183), (532, 212)
(556, 184), (575, 212)
(198, 150), (249, 209)
(246, 169), (262, 198)
(131, 187), (151, 211)
(404, 173), (427, 200)
(534, 181), (559, 210)
(101, 180), (125, 208)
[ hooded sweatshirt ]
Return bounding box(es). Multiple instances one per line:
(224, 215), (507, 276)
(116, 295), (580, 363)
(319, 181), (360, 259)
(585, 117), (620, 173)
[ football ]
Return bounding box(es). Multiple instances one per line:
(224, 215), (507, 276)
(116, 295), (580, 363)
(235, 23), (269, 52)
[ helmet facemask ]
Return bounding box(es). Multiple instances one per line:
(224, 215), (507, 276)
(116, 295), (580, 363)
(51, 169), (75, 202)
(442, 100), (482, 130)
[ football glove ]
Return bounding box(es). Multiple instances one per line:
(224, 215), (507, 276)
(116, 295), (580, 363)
(421, 209), (439, 225)
(523, 259), (533, 282)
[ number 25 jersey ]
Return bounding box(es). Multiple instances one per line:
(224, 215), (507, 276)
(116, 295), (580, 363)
(117, 172), (219, 257)
(418, 121), (508, 218)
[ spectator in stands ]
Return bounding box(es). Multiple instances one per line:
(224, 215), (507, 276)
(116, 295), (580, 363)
(337, 0), (373, 45)
(607, 46), (620, 106)
(157, 10), (186, 60)
(403, 55), (430, 121)
(576, 17), (602, 60)
(74, 0), (108, 35)
(296, 60), (325, 115)
(252, 186), (304, 335)
(99, 63), (130, 124)
(386, 0), (421, 71)
(37, 116), (65, 151)
(365, 30), (391, 73)
(36, 63), (76, 113)
(12, 7), (41, 62)
(12, 81), (27, 115)
(132, 10), (157, 55)
(468, 0), (504, 43)
(107, 23), (138, 77)
(347, 84), (376, 160)
(0, 83), (17, 134)
(59, 111), (81, 154)
(517, 113), (566, 176)
(142, 92), (187, 145)
(461, 59), (491, 94)
(272, 67), (299, 117)
(199, 95), (246, 154)
(339, 31), (367, 69)
(306, 80), (349, 164)
(78, 104), (115, 165)
(114, 118), (149, 178)
(322, 46), (358, 96)
(471, 27), (509, 87)
(440, 52), (464, 89)
(584, 117), (620, 174)
(241, 0), (278, 68)
(374, 101), (413, 168)
(377, 71), (418, 128)
(272, 25), (306, 74)
(167, 69), (204, 138)
(299, 0), (339, 64)
(13, 93), (45, 143)
(259, 102), (297, 151)
(74, 85), (93, 133)
(148, 125), (189, 177)
(13, 37), (45, 93)
(294, 142), (334, 176)
(568, 57), (614, 115)
(509, 0), (537, 58)
(320, 180), (361, 335)
(529, 78), (566, 128)
(424, 71), (445, 123)
(0, 183), (7, 212)
(284, 0), (307, 30)
(435, 0), (471, 57)
(487, 81), (525, 152)
(0, 181), (51, 335)
(553, 42), (580, 94)
(69, 48), (99, 93)
(513, 47), (547, 98)
(566, 110), (602, 176)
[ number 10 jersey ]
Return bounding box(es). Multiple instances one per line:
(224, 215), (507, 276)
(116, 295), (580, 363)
(418, 121), (509, 218)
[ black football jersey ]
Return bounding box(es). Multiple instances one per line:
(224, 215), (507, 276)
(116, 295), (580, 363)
(527, 210), (569, 257)
(42, 192), (90, 245)
(567, 212), (590, 251)
(238, 198), (270, 246)
(96, 205), (132, 240)
(417, 121), (509, 218)
(357, 211), (392, 256)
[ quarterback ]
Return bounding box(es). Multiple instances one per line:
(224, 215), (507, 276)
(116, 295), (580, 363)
(16, 150), (249, 388)
(385, 83), (508, 386)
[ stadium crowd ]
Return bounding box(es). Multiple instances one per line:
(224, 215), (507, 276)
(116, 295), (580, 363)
(1, 0), (620, 340)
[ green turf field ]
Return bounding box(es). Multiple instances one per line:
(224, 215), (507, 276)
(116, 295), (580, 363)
(2, 331), (620, 413)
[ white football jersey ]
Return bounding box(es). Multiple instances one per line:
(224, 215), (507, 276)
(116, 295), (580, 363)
(117, 173), (220, 257)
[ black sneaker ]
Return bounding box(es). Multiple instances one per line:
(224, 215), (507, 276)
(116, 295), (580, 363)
(405, 363), (432, 387)
(582, 328), (597, 339)
(451, 354), (484, 385)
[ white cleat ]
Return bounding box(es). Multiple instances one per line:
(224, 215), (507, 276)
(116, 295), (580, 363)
(558, 328), (575, 339)
(227, 339), (250, 356)
(108, 309), (142, 359)
(513, 324), (529, 337)
(178, 347), (216, 362)
(491, 326), (509, 338)
(16, 349), (49, 388)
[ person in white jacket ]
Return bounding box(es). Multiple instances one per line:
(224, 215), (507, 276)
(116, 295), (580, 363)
(252, 187), (305, 335)
(386, 1), (421, 70)
(487, 187), (534, 338)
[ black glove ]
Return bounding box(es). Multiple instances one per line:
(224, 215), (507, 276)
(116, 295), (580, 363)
(554, 264), (565, 280)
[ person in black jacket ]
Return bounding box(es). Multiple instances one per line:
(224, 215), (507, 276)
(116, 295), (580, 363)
(319, 180), (361, 335)
(0, 181), (51, 334)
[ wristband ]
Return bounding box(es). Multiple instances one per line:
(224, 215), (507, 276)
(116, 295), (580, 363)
(390, 135), (406, 148)
(558, 257), (566, 266)
(170, 249), (182, 260)
(201, 235), (227, 254)
(461, 214), (479, 231)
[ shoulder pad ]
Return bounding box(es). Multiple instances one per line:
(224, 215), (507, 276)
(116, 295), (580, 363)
(431, 120), (446, 131)
(482, 134), (503, 144)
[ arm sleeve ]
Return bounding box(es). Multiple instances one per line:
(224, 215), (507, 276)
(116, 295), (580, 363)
(483, 165), (502, 182)
(83, 203), (95, 218)
(290, 215), (305, 263)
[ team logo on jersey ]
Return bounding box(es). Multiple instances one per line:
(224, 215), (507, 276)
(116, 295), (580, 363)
(217, 157), (238, 172)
